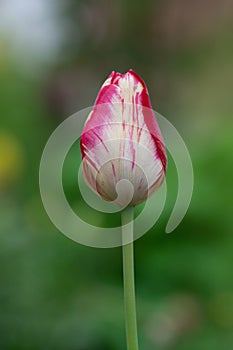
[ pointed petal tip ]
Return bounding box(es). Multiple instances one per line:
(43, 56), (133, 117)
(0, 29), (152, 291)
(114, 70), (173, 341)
(105, 71), (122, 86)
(106, 70), (147, 90)
(127, 69), (148, 90)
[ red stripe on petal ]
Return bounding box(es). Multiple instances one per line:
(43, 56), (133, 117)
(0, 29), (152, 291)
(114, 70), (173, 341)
(92, 129), (109, 153)
(111, 162), (116, 177)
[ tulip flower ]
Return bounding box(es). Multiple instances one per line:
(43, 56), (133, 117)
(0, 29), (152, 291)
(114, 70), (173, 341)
(80, 69), (167, 207)
(80, 70), (167, 350)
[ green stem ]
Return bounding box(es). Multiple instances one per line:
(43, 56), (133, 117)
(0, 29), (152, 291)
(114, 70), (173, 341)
(121, 206), (139, 350)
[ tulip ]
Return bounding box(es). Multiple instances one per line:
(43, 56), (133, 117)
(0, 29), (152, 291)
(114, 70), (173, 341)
(80, 69), (167, 206)
(80, 70), (167, 350)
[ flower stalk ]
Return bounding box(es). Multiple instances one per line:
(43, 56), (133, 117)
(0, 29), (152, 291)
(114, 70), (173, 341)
(122, 206), (139, 350)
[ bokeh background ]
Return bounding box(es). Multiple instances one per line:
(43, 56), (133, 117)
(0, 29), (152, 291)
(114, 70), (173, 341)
(1, 0), (233, 349)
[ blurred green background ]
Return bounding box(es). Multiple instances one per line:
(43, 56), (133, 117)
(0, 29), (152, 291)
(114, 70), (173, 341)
(0, 0), (233, 349)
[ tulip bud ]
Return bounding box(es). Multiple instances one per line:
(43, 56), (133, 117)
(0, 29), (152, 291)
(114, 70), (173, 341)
(80, 70), (167, 206)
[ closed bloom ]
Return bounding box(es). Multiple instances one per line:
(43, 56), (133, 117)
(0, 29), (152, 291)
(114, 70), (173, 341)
(80, 70), (167, 206)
